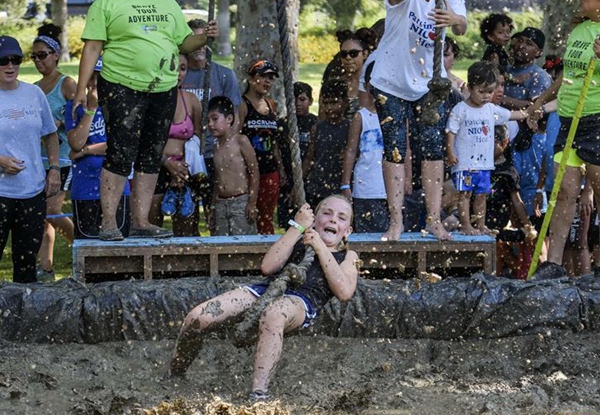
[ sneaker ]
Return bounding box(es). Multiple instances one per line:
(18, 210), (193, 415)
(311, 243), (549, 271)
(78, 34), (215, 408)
(36, 267), (55, 283)
(178, 186), (194, 218)
(530, 261), (566, 281)
(99, 228), (124, 241)
(161, 188), (178, 216)
(129, 225), (173, 238)
(248, 390), (271, 402)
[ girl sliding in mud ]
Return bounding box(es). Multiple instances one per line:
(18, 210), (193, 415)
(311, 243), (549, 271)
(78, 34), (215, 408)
(169, 194), (359, 400)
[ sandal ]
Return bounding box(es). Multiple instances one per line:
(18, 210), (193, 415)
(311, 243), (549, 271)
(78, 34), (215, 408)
(99, 228), (124, 241)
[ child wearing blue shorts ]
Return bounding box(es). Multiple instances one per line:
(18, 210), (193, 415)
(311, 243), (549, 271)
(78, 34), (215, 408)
(446, 61), (528, 235)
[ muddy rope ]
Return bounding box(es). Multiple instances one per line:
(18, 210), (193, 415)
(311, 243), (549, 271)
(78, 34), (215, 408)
(232, 0), (315, 347)
(420, 0), (452, 126)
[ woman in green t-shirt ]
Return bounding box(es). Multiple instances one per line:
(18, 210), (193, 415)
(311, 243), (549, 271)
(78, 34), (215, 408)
(530, 2), (600, 278)
(73, 0), (217, 241)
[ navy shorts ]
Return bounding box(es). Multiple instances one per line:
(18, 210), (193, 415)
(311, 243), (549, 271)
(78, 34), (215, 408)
(371, 88), (449, 163)
(246, 284), (317, 328)
(452, 170), (492, 194)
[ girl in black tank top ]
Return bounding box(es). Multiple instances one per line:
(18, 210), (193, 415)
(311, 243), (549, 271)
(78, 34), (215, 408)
(170, 195), (359, 400)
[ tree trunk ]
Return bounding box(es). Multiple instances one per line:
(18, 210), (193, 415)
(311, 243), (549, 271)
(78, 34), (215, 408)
(51, 0), (69, 61)
(542, 0), (578, 55)
(234, 0), (299, 116)
(216, 0), (232, 56)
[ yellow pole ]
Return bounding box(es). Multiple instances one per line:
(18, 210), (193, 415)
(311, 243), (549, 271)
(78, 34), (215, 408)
(527, 56), (597, 278)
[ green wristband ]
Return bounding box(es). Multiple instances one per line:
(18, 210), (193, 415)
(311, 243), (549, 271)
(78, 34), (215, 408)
(288, 219), (306, 234)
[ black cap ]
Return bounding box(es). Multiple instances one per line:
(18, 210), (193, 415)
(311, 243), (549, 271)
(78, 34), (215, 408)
(514, 27), (545, 51)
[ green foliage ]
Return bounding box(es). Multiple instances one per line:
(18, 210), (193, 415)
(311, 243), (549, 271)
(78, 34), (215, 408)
(66, 16), (86, 58)
(298, 32), (338, 64)
(453, 9), (544, 60)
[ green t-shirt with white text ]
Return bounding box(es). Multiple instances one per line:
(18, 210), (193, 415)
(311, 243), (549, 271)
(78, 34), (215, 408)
(558, 19), (600, 118)
(82, 0), (192, 93)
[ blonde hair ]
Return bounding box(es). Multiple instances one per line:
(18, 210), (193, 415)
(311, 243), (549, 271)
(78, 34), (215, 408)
(314, 194), (353, 251)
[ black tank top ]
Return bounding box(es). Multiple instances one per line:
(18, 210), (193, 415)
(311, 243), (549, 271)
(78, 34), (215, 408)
(242, 96), (280, 174)
(284, 243), (348, 309)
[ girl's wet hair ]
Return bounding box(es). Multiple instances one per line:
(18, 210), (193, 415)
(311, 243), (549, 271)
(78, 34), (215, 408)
(314, 194), (353, 251)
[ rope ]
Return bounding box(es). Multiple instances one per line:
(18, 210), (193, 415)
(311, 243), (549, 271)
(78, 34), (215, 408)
(527, 56), (597, 278)
(199, 0), (215, 154)
(232, 0), (315, 347)
(420, 0), (452, 126)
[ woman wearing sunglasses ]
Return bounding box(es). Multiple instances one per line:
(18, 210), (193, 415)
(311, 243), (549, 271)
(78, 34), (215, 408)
(0, 36), (61, 283)
(321, 28), (378, 121)
(32, 23), (77, 282)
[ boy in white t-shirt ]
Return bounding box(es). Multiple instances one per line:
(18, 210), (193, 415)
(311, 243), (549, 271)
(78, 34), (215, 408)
(446, 61), (528, 235)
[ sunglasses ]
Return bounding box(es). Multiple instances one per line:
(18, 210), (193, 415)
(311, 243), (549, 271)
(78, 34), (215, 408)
(340, 49), (363, 59)
(0, 56), (23, 66)
(30, 51), (55, 61)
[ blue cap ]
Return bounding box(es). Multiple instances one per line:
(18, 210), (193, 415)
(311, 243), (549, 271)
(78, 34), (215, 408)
(94, 56), (103, 72)
(0, 36), (23, 59)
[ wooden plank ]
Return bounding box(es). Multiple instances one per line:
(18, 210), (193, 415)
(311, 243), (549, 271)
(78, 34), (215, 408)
(72, 233), (496, 280)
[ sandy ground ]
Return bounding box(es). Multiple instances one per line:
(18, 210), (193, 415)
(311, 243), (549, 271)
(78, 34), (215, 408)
(1, 331), (600, 415)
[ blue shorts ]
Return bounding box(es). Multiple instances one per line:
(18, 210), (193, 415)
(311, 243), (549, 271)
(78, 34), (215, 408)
(245, 284), (317, 328)
(451, 170), (491, 194)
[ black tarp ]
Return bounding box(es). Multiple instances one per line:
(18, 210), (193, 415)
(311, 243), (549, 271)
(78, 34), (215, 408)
(0, 273), (598, 343)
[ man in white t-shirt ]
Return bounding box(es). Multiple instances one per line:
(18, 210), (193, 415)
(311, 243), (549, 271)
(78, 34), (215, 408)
(370, 0), (467, 241)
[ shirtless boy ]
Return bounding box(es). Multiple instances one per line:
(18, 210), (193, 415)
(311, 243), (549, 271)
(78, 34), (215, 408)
(209, 96), (260, 235)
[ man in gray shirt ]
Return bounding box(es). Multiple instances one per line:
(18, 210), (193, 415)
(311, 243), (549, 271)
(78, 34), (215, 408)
(181, 19), (242, 235)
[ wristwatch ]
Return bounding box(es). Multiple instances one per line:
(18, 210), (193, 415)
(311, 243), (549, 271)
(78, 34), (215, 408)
(49, 165), (60, 171)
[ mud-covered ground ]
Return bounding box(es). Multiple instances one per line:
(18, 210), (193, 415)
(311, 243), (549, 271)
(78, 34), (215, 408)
(1, 331), (600, 415)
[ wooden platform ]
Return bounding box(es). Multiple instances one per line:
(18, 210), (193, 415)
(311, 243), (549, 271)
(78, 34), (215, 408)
(72, 233), (496, 282)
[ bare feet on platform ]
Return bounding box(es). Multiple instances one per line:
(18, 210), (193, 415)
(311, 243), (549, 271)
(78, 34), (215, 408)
(460, 225), (482, 236)
(478, 226), (498, 237)
(381, 224), (403, 241)
(426, 219), (452, 241)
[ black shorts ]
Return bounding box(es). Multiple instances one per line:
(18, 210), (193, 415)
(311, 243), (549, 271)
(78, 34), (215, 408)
(98, 75), (177, 176)
(554, 113), (600, 166)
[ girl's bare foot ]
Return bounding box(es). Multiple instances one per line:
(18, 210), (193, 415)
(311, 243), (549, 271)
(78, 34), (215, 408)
(427, 219), (452, 240)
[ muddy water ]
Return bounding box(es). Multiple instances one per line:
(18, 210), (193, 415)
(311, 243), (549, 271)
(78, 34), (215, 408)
(1, 332), (599, 414)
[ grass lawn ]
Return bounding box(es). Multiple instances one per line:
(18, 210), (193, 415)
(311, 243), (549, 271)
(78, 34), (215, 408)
(0, 57), (472, 282)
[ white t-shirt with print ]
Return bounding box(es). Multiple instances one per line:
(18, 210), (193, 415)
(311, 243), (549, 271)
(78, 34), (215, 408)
(446, 101), (511, 173)
(370, 0), (467, 101)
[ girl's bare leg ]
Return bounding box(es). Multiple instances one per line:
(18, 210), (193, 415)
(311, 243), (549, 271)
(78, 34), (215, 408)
(170, 288), (256, 376)
(251, 296), (306, 393)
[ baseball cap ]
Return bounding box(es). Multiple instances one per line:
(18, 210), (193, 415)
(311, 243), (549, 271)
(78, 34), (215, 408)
(0, 36), (23, 59)
(514, 27), (545, 51)
(248, 59), (279, 77)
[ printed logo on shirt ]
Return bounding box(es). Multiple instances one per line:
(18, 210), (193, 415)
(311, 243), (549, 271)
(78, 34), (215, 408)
(360, 128), (384, 153)
(89, 117), (106, 137)
(251, 130), (274, 152)
(128, 4), (170, 24)
(409, 11), (435, 48)
(0, 108), (37, 120)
